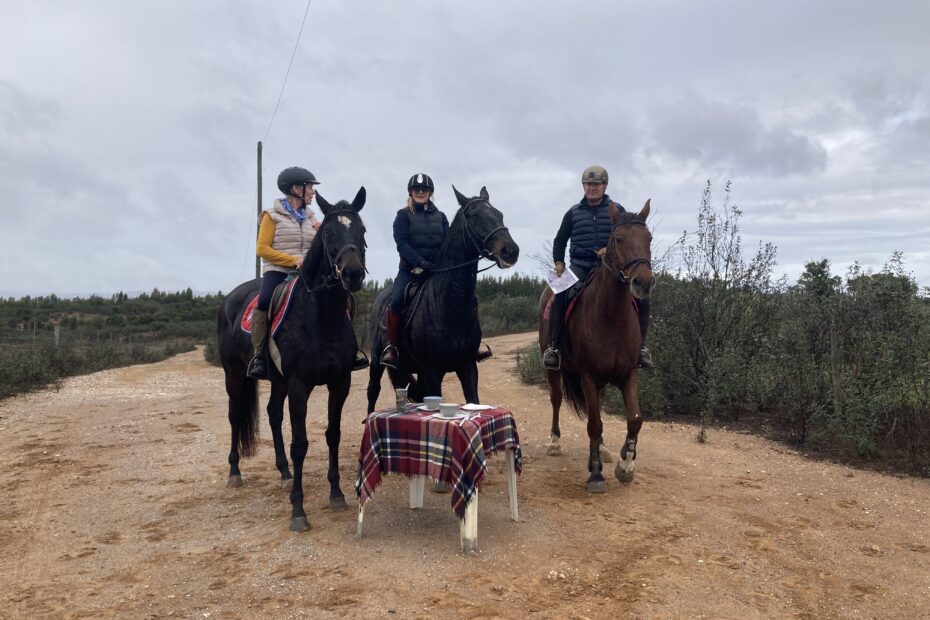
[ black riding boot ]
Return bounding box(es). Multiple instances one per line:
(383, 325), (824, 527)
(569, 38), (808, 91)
(543, 293), (566, 370)
(246, 309), (269, 380)
(636, 298), (654, 368)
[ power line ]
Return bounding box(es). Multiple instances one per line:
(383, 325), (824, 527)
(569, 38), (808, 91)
(262, 0), (313, 143)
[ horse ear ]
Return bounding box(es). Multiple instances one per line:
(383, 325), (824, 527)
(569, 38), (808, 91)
(452, 185), (469, 207)
(351, 186), (366, 212)
(316, 193), (333, 216)
(479, 186), (489, 201)
(610, 202), (621, 225)
(638, 199), (651, 221)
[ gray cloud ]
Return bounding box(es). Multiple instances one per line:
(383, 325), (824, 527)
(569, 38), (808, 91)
(1, 0), (929, 295)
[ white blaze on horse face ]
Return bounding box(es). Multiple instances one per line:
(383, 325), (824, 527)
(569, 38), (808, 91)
(337, 215), (352, 228)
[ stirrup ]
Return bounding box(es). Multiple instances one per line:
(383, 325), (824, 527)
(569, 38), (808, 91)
(246, 355), (268, 380)
(381, 345), (398, 369)
(638, 346), (655, 369)
(542, 347), (561, 371)
(352, 351), (370, 371)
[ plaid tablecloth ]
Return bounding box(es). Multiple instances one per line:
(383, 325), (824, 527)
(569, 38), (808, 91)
(356, 404), (523, 519)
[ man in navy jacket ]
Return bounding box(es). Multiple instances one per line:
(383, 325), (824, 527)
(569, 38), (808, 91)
(544, 165), (654, 370)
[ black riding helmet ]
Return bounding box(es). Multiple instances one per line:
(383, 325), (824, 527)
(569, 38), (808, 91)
(407, 173), (434, 193)
(277, 167), (319, 195)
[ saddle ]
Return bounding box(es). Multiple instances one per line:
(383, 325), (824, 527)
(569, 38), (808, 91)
(380, 278), (492, 362)
(239, 275), (298, 337)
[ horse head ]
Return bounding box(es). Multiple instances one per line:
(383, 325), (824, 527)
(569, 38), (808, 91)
(606, 199), (655, 300)
(451, 186), (520, 268)
(313, 187), (367, 292)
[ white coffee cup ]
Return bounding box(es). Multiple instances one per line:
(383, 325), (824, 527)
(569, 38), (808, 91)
(439, 403), (459, 418)
(423, 396), (441, 410)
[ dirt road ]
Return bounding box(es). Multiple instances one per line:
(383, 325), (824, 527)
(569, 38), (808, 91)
(2, 332), (929, 618)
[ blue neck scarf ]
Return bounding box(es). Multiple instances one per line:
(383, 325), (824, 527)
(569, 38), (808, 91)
(281, 197), (307, 225)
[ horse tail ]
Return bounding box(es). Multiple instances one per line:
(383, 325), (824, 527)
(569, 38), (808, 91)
(235, 377), (261, 457)
(560, 368), (588, 419)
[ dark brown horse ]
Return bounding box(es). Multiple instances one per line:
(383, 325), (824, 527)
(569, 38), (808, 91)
(217, 189), (367, 531)
(537, 200), (654, 492)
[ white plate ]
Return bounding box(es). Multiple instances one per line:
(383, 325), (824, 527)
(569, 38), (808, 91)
(460, 403), (494, 411)
(417, 404), (440, 412)
(427, 412), (467, 420)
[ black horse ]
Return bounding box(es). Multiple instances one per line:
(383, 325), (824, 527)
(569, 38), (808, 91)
(366, 186), (519, 412)
(217, 188), (367, 532)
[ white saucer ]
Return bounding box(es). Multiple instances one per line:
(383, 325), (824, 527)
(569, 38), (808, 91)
(417, 404), (440, 412)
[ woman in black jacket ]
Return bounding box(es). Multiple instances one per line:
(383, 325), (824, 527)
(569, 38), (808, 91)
(380, 173), (449, 368)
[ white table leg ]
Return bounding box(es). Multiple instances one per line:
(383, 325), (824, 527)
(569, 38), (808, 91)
(356, 502), (365, 538)
(409, 475), (425, 509)
(506, 449), (519, 522)
(459, 491), (478, 554)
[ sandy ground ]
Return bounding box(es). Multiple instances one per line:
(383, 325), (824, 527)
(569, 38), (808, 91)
(1, 332), (929, 619)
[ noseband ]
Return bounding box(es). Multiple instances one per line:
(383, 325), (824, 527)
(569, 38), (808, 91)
(300, 215), (366, 294)
(430, 199), (509, 273)
(461, 199), (508, 261)
(602, 220), (651, 284)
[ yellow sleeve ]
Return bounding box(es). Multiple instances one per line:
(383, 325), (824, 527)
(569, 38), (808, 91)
(256, 212), (298, 268)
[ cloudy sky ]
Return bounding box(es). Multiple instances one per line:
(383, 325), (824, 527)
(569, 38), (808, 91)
(2, 0), (928, 297)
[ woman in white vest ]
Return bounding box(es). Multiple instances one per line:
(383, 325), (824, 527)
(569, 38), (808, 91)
(246, 167), (322, 379)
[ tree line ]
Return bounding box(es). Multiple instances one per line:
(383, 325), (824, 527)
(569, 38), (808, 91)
(6, 181), (928, 475)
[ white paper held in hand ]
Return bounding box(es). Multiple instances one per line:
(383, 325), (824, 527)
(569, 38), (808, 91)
(548, 268), (579, 294)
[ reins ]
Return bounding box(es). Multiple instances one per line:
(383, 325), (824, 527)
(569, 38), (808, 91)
(428, 198), (508, 274)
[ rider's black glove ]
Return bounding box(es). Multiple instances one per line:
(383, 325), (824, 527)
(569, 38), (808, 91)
(419, 261), (435, 272)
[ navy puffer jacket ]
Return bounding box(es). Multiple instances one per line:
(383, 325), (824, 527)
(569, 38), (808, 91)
(553, 195), (625, 277)
(393, 201), (449, 271)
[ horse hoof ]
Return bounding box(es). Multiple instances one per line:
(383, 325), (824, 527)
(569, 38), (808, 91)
(289, 516), (311, 532)
(599, 445), (613, 463)
(615, 462), (635, 484)
(545, 444), (562, 456)
(432, 481), (451, 494)
(587, 478), (607, 493)
(227, 475), (244, 488)
(330, 496), (348, 511)
(281, 478), (293, 492)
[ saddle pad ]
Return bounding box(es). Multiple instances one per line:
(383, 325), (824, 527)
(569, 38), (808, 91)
(542, 282), (639, 322)
(542, 289), (584, 322)
(240, 277), (299, 338)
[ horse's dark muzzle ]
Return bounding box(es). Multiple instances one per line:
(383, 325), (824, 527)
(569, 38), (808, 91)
(339, 263), (365, 292)
(631, 273), (655, 299)
(493, 237), (520, 268)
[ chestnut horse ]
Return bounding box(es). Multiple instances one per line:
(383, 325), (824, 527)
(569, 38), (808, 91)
(537, 200), (655, 492)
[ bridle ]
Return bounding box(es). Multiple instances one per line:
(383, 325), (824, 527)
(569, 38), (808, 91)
(430, 198), (510, 274)
(299, 213), (366, 294)
(601, 220), (652, 284)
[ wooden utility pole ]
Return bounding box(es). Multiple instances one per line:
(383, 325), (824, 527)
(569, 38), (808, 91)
(256, 140), (263, 279)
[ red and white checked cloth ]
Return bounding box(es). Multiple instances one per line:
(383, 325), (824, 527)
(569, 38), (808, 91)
(355, 404), (523, 519)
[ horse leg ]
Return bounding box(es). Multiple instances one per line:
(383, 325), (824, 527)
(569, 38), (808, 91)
(581, 375), (606, 493)
(545, 368), (563, 456)
(267, 379), (292, 490)
(366, 357), (385, 414)
(225, 371), (244, 488)
(287, 379), (312, 532)
(615, 372), (643, 484)
(456, 361), (479, 404)
(325, 375), (351, 511)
